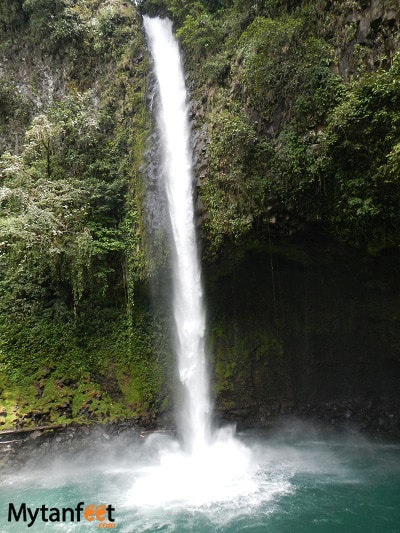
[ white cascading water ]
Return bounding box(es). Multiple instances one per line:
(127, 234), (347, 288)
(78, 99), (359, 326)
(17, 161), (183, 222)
(126, 16), (290, 511)
(143, 15), (210, 452)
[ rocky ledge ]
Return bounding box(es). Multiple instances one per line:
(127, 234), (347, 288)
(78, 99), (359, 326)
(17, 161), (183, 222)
(0, 420), (173, 474)
(1, 397), (399, 473)
(218, 397), (400, 437)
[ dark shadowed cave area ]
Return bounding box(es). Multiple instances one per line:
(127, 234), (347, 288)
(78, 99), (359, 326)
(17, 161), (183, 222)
(206, 241), (400, 432)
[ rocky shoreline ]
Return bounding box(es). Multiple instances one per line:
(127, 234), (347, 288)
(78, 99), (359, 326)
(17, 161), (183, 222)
(1, 397), (399, 473)
(0, 421), (173, 474)
(219, 397), (400, 436)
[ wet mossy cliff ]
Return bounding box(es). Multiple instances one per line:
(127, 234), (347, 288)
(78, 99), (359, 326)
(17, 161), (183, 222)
(144, 0), (400, 433)
(206, 243), (400, 432)
(1, 0), (400, 433)
(0, 0), (164, 430)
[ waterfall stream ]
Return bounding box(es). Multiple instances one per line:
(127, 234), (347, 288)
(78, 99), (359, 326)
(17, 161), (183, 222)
(124, 16), (266, 507)
(143, 16), (210, 452)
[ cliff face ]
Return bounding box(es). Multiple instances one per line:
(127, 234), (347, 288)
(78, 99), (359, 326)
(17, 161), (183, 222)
(336, 0), (399, 79)
(206, 242), (400, 432)
(0, 1), (163, 430)
(1, 0), (400, 432)
(183, 0), (400, 256)
(141, 0), (400, 430)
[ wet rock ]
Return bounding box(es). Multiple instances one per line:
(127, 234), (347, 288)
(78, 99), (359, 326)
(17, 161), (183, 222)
(0, 421), (140, 472)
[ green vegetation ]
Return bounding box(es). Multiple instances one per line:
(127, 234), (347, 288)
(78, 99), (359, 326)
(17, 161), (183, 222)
(138, 0), (400, 410)
(321, 57), (400, 248)
(0, 0), (170, 429)
(141, 0), (400, 258)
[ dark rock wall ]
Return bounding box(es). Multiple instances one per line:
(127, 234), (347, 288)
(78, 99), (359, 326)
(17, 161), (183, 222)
(206, 242), (400, 431)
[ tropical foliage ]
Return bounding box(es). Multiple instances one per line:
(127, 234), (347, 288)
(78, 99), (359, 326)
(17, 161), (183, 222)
(141, 0), (400, 256)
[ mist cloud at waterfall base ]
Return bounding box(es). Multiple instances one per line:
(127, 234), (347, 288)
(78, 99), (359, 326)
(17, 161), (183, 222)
(2, 422), (400, 532)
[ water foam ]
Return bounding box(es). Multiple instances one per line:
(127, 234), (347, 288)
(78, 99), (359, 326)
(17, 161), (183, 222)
(125, 431), (293, 525)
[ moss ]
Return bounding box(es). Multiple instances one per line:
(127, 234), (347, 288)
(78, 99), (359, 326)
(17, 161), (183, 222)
(0, 296), (172, 430)
(0, 0), (165, 429)
(0, 360), (157, 431)
(211, 318), (284, 410)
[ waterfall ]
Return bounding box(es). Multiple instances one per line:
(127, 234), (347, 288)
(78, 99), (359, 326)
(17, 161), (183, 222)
(126, 16), (260, 509)
(143, 16), (211, 451)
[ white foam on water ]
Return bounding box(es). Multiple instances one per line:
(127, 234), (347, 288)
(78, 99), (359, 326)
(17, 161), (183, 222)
(125, 430), (293, 522)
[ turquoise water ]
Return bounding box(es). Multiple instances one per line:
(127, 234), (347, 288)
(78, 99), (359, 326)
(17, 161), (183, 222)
(1, 425), (399, 532)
